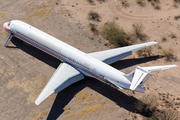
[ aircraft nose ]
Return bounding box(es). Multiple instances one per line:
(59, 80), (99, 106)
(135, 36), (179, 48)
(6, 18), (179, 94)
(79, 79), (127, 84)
(3, 22), (7, 30)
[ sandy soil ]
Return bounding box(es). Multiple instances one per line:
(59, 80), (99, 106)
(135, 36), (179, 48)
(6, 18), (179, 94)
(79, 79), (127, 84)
(0, 0), (180, 120)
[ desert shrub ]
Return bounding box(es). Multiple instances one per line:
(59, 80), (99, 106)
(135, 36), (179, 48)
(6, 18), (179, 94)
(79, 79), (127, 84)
(132, 23), (143, 37)
(136, 0), (146, 7)
(135, 94), (158, 117)
(148, 0), (161, 10)
(158, 108), (179, 120)
(89, 23), (98, 33)
(132, 23), (148, 41)
(169, 33), (176, 38)
(174, 15), (180, 20)
(136, 47), (152, 57)
(161, 49), (176, 61)
(154, 4), (161, 10)
(88, 11), (101, 22)
(162, 37), (167, 42)
(96, 0), (107, 3)
(100, 21), (129, 47)
(174, 0), (180, 4)
(87, 0), (95, 5)
(148, 0), (160, 4)
(121, 0), (129, 8)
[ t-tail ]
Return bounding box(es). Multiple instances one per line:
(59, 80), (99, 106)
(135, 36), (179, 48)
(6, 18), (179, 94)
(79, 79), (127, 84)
(125, 65), (177, 92)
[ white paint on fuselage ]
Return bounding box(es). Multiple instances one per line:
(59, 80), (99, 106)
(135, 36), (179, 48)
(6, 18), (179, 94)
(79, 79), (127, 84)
(3, 20), (132, 90)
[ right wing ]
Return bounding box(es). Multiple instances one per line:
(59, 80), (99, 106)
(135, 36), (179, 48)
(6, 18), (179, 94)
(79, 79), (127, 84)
(35, 63), (84, 105)
(88, 41), (157, 64)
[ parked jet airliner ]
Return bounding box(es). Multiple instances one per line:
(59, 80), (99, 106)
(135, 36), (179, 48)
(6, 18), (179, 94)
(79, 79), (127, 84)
(3, 20), (177, 105)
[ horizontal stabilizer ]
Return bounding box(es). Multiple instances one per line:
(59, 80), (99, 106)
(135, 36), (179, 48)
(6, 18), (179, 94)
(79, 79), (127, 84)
(129, 65), (177, 91)
(141, 65), (177, 72)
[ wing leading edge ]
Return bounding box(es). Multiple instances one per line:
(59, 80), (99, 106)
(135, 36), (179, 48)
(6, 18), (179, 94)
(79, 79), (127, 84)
(35, 63), (84, 105)
(88, 41), (158, 64)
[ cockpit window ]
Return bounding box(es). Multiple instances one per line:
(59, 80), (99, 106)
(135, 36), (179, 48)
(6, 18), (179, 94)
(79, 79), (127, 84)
(7, 22), (11, 26)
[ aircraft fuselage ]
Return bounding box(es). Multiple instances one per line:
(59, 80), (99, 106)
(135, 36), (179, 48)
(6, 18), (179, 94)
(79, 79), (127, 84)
(3, 20), (142, 92)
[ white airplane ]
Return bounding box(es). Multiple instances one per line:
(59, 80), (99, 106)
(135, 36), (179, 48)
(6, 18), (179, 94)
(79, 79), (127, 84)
(3, 20), (177, 105)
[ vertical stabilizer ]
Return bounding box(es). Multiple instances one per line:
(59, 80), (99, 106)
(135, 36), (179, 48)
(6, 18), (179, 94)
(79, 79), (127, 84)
(129, 66), (152, 91)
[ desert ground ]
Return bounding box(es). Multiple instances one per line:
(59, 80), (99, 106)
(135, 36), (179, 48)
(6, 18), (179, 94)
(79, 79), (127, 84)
(0, 0), (180, 120)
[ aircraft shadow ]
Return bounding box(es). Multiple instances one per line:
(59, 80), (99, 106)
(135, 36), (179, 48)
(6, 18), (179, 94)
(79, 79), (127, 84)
(8, 38), (159, 119)
(47, 77), (149, 120)
(10, 37), (61, 68)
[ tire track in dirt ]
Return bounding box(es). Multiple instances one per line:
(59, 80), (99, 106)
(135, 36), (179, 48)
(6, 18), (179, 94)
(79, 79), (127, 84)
(108, 0), (151, 20)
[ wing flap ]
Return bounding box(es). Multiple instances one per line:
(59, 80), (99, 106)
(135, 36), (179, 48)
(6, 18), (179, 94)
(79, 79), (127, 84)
(35, 63), (84, 105)
(88, 41), (157, 64)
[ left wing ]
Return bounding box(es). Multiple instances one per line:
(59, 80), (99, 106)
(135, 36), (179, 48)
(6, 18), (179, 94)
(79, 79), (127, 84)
(88, 41), (157, 64)
(35, 63), (84, 105)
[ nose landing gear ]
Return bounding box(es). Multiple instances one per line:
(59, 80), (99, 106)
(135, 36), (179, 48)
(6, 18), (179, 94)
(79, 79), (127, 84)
(4, 33), (13, 47)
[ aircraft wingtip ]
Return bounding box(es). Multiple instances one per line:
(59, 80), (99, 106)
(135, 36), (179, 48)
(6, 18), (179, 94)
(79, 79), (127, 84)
(35, 100), (40, 105)
(151, 41), (158, 44)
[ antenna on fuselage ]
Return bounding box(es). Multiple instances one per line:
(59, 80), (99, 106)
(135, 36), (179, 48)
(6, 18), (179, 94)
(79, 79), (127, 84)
(4, 33), (13, 47)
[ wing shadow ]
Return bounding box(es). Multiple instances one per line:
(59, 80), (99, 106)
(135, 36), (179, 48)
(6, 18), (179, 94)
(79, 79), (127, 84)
(111, 55), (161, 70)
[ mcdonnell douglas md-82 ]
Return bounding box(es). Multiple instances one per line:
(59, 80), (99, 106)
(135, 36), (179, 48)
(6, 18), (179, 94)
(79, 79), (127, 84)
(3, 20), (177, 105)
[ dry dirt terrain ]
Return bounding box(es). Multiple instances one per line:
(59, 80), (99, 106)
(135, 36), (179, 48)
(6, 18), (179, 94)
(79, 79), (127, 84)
(0, 0), (180, 120)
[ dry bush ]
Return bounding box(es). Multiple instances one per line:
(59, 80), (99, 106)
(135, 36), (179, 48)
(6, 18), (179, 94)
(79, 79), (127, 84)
(161, 49), (176, 61)
(89, 23), (98, 33)
(148, 0), (161, 10)
(158, 108), (179, 120)
(96, 0), (107, 3)
(120, 0), (129, 8)
(174, 0), (180, 8)
(135, 94), (158, 117)
(100, 21), (130, 47)
(132, 23), (143, 37)
(136, 0), (146, 7)
(136, 47), (152, 57)
(162, 37), (167, 42)
(154, 4), (161, 10)
(174, 15), (180, 20)
(132, 23), (148, 41)
(88, 11), (101, 22)
(148, 0), (160, 4)
(169, 33), (177, 39)
(87, 0), (95, 5)
(174, 0), (180, 4)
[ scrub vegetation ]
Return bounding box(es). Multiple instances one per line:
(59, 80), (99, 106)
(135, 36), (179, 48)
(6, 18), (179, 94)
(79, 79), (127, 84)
(132, 23), (147, 41)
(100, 22), (148, 47)
(120, 0), (129, 8)
(135, 94), (158, 117)
(100, 21), (129, 47)
(169, 33), (177, 39)
(88, 11), (101, 22)
(174, 15), (180, 20)
(161, 49), (176, 61)
(148, 0), (161, 10)
(136, 0), (146, 7)
(89, 23), (98, 34)
(135, 94), (180, 119)
(136, 47), (152, 57)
